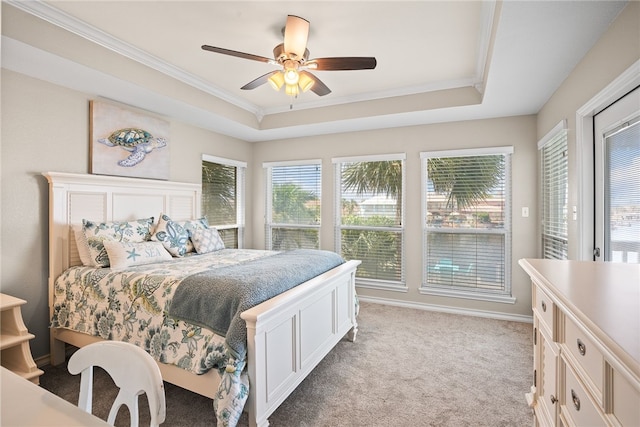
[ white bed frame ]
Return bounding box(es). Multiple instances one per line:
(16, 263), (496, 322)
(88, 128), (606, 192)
(44, 171), (360, 427)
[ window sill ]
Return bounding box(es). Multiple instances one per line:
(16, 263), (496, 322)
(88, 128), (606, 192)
(356, 279), (407, 293)
(419, 286), (516, 304)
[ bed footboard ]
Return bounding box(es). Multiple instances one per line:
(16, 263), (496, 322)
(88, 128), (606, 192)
(50, 259), (359, 427)
(241, 259), (360, 427)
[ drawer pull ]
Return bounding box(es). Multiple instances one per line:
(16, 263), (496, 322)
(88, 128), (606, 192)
(571, 389), (581, 411)
(577, 338), (586, 356)
(541, 301), (547, 312)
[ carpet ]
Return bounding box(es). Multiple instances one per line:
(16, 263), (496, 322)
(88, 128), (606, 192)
(39, 301), (533, 426)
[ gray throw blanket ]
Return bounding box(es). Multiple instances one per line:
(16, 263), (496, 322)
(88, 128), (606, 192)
(169, 249), (344, 360)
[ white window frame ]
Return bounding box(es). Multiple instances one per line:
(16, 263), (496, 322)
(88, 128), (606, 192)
(201, 154), (246, 248)
(332, 153), (407, 292)
(538, 120), (568, 260)
(420, 146), (515, 304)
(263, 159), (322, 250)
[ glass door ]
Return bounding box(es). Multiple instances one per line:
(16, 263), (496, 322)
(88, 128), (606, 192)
(593, 87), (640, 263)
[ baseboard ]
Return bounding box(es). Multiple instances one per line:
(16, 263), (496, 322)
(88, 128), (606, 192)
(358, 295), (533, 323)
(36, 343), (77, 368)
(35, 354), (51, 368)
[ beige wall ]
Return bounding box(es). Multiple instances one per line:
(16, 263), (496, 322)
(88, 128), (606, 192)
(252, 116), (538, 319)
(0, 70), (252, 358)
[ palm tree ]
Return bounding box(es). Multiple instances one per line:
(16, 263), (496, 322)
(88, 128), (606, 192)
(342, 161), (403, 220)
(271, 183), (319, 249)
(342, 156), (503, 213)
(341, 160), (403, 279)
(202, 161), (236, 224)
(272, 183), (318, 223)
(427, 156), (503, 210)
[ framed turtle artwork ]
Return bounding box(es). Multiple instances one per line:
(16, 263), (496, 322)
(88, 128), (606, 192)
(90, 100), (170, 180)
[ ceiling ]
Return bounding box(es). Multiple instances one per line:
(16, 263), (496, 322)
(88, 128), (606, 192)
(1, 1), (628, 141)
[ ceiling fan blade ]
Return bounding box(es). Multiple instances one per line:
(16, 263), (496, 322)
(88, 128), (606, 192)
(283, 15), (309, 60)
(240, 71), (280, 90)
(202, 45), (272, 64)
(300, 71), (331, 96)
(308, 57), (377, 71)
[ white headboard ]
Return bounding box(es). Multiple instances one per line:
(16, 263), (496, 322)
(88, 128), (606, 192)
(43, 172), (201, 308)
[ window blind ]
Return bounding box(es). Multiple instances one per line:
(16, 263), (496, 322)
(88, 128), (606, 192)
(539, 124), (568, 259)
(604, 117), (639, 263)
(265, 162), (321, 250)
(201, 157), (245, 248)
(334, 156), (405, 287)
(421, 148), (512, 297)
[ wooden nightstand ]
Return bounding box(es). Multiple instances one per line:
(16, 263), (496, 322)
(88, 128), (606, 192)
(0, 293), (44, 384)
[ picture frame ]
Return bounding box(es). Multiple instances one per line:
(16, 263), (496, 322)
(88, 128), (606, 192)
(90, 100), (170, 180)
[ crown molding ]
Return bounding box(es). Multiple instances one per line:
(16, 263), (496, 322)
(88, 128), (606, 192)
(5, 0), (264, 117)
(7, 0), (493, 122)
(473, 0), (498, 96)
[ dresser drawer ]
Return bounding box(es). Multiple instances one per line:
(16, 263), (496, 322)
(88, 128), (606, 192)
(561, 361), (607, 427)
(533, 283), (555, 334)
(612, 368), (640, 427)
(564, 316), (603, 398)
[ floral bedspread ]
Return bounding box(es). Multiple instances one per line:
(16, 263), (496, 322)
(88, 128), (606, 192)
(51, 249), (276, 427)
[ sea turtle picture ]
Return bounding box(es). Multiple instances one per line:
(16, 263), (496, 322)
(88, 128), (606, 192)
(98, 128), (167, 167)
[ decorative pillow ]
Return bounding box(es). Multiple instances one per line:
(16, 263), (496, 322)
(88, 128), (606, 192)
(151, 214), (208, 257)
(72, 225), (92, 266)
(82, 217), (155, 267)
(104, 240), (172, 270)
(180, 217), (209, 235)
(189, 228), (225, 254)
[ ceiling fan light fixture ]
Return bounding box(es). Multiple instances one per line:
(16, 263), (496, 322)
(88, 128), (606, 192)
(202, 14), (376, 100)
(285, 83), (299, 97)
(283, 67), (299, 85)
(298, 72), (314, 92)
(268, 72), (285, 91)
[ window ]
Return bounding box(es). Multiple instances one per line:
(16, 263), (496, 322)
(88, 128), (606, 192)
(333, 154), (405, 290)
(201, 155), (246, 248)
(539, 120), (568, 260)
(264, 160), (321, 250)
(421, 147), (513, 303)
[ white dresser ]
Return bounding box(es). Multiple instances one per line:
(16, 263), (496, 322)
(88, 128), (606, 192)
(519, 259), (639, 426)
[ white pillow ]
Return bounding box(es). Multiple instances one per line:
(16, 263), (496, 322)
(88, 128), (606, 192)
(104, 241), (172, 270)
(190, 228), (225, 254)
(72, 225), (92, 266)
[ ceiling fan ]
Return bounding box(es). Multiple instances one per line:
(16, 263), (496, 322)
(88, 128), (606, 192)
(201, 15), (377, 98)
